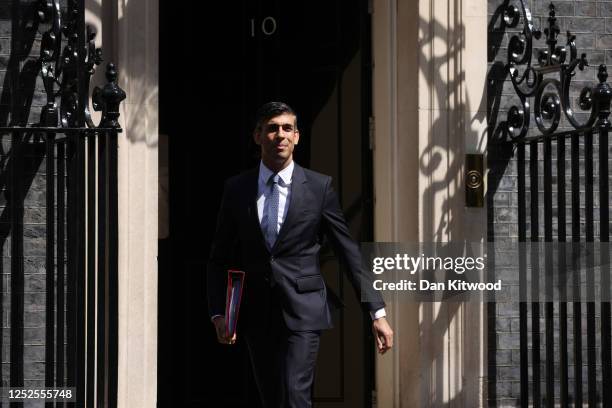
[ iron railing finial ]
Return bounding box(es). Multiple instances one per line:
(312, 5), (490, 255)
(92, 63), (126, 129)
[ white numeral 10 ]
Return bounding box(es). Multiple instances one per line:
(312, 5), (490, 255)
(250, 17), (277, 37)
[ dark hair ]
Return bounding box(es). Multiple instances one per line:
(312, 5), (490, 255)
(254, 101), (298, 132)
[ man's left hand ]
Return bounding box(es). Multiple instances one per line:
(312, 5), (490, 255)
(372, 317), (394, 354)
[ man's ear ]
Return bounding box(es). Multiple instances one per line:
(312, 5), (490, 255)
(294, 130), (300, 145)
(253, 130), (261, 145)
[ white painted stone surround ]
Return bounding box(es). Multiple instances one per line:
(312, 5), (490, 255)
(87, 0), (159, 406)
(373, 0), (488, 406)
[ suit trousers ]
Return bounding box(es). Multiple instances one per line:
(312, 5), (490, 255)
(244, 290), (321, 408)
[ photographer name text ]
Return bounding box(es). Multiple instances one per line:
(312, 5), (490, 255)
(373, 279), (502, 291)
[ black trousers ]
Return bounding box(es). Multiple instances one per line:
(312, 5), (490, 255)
(244, 295), (321, 408)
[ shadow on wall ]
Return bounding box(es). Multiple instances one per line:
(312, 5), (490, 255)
(486, 0), (526, 405)
(487, 4), (509, 406)
(413, 4), (488, 406)
(86, 0), (158, 147)
(0, 0), (56, 391)
(487, 0), (518, 187)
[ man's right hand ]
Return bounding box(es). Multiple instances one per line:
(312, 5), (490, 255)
(212, 316), (237, 345)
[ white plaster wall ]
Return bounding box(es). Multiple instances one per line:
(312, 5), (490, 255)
(99, 0), (159, 406)
(373, 0), (488, 406)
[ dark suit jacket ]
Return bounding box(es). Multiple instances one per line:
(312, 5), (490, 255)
(207, 163), (385, 332)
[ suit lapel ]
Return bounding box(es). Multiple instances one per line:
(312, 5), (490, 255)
(272, 163), (307, 253)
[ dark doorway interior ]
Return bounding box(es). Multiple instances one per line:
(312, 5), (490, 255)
(158, 1), (374, 406)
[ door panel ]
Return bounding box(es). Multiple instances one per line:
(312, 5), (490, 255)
(159, 1), (373, 406)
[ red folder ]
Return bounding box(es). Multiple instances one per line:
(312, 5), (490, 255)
(225, 270), (245, 339)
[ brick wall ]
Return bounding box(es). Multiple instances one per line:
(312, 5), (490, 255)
(488, 0), (612, 406)
(0, 0), (67, 392)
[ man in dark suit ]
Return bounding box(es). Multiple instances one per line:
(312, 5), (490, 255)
(207, 102), (393, 408)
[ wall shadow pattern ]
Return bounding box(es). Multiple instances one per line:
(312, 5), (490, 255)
(413, 3), (487, 405)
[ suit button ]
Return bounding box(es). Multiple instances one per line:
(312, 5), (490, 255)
(263, 276), (270, 283)
(270, 256), (275, 263)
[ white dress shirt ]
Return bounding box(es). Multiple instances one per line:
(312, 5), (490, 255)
(257, 160), (294, 229)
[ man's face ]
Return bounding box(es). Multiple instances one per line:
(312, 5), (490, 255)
(254, 113), (300, 165)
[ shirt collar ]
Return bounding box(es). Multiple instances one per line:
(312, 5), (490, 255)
(259, 160), (294, 185)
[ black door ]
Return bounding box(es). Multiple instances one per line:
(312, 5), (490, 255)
(159, 1), (374, 406)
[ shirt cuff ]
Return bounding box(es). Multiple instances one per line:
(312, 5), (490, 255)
(211, 314), (223, 322)
(370, 308), (387, 320)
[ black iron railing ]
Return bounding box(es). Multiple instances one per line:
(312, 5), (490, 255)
(2, 0), (125, 406)
(493, 1), (612, 406)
